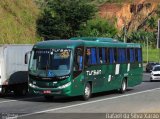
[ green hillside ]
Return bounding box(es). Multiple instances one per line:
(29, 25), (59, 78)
(0, 0), (40, 44)
(89, 0), (128, 5)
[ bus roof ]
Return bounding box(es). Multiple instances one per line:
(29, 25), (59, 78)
(33, 38), (142, 49)
(33, 40), (84, 49)
(70, 37), (119, 42)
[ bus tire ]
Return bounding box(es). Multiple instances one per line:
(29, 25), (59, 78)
(119, 79), (127, 94)
(44, 95), (54, 101)
(82, 83), (91, 101)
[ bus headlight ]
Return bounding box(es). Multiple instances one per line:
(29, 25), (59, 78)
(58, 82), (71, 89)
(29, 83), (38, 88)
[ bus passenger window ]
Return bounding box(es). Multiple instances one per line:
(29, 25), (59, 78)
(129, 49), (135, 63)
(85, 48), (97, 65)
(135, 49), (138, 62)
(97, 48), (102, 64)
(127, 49), (130, 62)
(74, 47), (83, 71)
(109, 48), (114, 64)
(105, 48), (108, 64)
(114, 48), (118, 63)
(137, 48), (142, 62)
(118, 48), (126, 63)
(118, 49), (121, 63)
(91, 48), (97, 65)
(98, 48), (106, 64)
(85, 48), (91, 66)
(122, 49), (127, 63)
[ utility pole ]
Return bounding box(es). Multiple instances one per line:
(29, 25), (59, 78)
(123, 17), (127, 43)
(157, 19), (160, 63)
(146, 37), (149, 63)
(123, 24), (126, 43)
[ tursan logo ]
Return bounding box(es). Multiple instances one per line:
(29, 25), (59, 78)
(86, 70), (102, 76)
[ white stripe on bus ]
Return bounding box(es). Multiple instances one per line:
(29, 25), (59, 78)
(115, 64), (120, 75)
(127, 63), (130, 72)
(108, 75), (111, 82)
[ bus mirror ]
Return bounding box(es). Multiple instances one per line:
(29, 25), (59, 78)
(25, 51), (31, 64)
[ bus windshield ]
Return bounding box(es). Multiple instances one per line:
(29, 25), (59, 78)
(29, 48), (72, 76)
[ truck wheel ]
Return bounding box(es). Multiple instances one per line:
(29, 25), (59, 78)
(1, 87), (7, 96)
(119, 79), (127, 94)
(14, 88), (27, 96)
(44, 95), (54, 101)
(82, 83), (91, 101)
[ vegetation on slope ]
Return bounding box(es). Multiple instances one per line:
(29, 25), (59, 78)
(0, 0), (121, 43)
(36, 0), (117, 40)
(1, 0), (160, 62)
(0, 0), (40, 44)
(88, 0), (128, 5)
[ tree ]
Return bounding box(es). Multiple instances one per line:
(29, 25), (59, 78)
(36, 0), (96, 40)
(156, 4), (160, 17)
(127, 30), (156, 48)
(78, 18), (118, 38)
(146, 17), (157, 30)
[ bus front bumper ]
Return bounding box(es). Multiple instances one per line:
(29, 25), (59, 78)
(28, 82), (72, 96)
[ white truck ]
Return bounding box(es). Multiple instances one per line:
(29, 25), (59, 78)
(0, 44), (33, 95)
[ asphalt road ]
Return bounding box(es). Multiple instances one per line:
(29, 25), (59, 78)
(0, 73), (160, 119)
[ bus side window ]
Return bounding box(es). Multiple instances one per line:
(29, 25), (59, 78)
(130, 48), (135, 63)
(102, 48), (106, 63)
(85, 48), (91, 66)
(85, 47), (97, 65)
(118, 48), (126, 63)
(123, 48), (127, 63)
(114, 48), (118, 63)
(127, 48), (130, 62)
(74, 47), (83, 71)
(137, 48), (142, 62)
(109, 48), (114, 64)
(97, 48), (106, 64)
(91, 48), (97, 65)
(105, 48), (108, 64)
(135, 48), (138, 62)
(118, 48), (122, 63)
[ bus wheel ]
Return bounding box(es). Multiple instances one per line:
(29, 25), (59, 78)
(119, 79), (127, 93)
(44, 95), (54, 101)
(82, 83), (91, 101)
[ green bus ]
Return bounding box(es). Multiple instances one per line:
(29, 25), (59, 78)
(27, 37), (143, 100)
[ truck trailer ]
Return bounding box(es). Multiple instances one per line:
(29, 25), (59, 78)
(0, 44), (33, 95)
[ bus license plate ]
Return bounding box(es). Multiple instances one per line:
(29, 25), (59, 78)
(43, 90), (51, 94)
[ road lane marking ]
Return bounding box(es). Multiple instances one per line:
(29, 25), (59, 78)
(0, 96), (42, 104)
(17, 87), (160, 118)
(0, 99), (17, 104)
